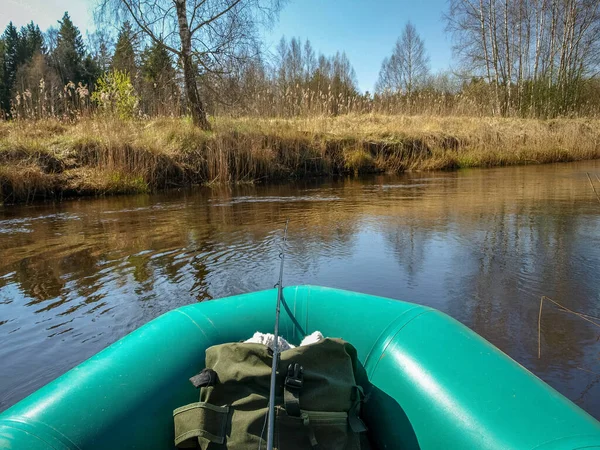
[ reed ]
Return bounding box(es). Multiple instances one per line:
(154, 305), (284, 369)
(537, 295), (600, 359)
(587, 173), (600, 204)
(1, 114), (600, 204)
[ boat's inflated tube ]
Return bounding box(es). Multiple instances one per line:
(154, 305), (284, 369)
(1, 286), (599, 449)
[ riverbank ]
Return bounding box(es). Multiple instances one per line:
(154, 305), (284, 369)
(1, 115), (599, 204)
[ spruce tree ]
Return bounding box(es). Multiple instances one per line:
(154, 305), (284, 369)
(51, 12), (86, 84)
(18, 22), (44, 62)
(87, 31), (113, 74)
(141, 40), (174, 84)
(1, 23), (20, 113)
(82, 54), (101, 89)
(97, 41), (112, 73)
(0, 38), (6, 115)
(112, 22), (137, 78)
(141, 40), (176, 114)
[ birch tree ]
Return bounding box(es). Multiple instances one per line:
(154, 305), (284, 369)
(99, 0), (284, 129)
(375, 22), (430, 96)
(446, 0), (600, 116)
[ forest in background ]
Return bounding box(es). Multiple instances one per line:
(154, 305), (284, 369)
(1, 0), (600, 122)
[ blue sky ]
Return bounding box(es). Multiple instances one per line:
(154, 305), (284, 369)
(1, 0), (453, 93)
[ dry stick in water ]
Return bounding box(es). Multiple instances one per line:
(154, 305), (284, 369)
(587, 173), (600, 204)
(542, 296), (600, 329)
(538, 297), (544, 359)
(577, 367), (600, 376)
(557, 308), (600, 323)
(537, 296), (600, 359)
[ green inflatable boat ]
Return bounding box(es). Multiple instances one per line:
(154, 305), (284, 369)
(1, 285), (599, 449)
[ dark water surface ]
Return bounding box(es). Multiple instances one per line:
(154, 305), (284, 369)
(1, 161), (600, 417)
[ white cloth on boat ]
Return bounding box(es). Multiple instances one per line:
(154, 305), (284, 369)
(300, 331), (324, 346)
(245, 332), (294, 351)
(244, 330), (324, 350)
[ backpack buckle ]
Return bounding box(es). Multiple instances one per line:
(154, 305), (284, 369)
(285, 363), (304, 390)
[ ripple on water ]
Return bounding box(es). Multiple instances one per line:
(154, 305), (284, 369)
(209, 195), (341, 206)
(1, 161), (600, 418)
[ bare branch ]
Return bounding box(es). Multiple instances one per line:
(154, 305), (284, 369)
(190, 0), (244, 35)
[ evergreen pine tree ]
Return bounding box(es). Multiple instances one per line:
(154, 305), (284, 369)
(1, 23), (20, 113)
(141, 40), (177, 114)
(18, 22), (44, 61)
(0, 38), (6, 115)
(112, 22), (138, 78)
(87, 31), (113, 74)
(51, 12), (86, 84)
(97, 41), (112, 73)
(82, 54), (101, 89)
(141, 40), (174, 84)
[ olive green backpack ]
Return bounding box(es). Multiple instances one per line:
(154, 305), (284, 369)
(173, 338), (370, 449)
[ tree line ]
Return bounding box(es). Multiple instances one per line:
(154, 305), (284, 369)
(0, 14), (183, 120)
(2, 0), (600, 125)
(0, 13), (362, 122)
(446, 0), (600, 117)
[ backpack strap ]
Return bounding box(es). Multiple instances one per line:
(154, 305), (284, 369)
(173, 402), (229, 448)
(283, 363), (304, 417)
(348, 386), (368, 433)
(301, 412), (320, 450)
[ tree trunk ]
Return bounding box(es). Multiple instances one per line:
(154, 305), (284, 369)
(503, 0), (512, 113)
(479, 0), (493, 84)
(532, 0), (546, 116)
(175, 0), (211, 130)
(548, 0), (557, 91)
(517, 0), (526, 114)
(478, 0), (494, 114)
(488, 0), (502, 114)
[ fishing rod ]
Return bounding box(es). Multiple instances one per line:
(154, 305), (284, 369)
(266, 219), (289, 450)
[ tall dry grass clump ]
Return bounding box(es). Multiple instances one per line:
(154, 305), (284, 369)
(1, 115), (600, 204)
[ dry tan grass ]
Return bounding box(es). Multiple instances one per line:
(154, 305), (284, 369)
(1, 114), (599, 204)
(0, 163), (57, 203)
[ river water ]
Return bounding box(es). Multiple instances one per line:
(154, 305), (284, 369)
(1, 160), (600, 417)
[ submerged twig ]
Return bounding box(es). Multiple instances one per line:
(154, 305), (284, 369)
(542, 296), (600, 329)
(587, 172), (600, 204)
(577, 367), (600, 376)
(577, 376), (600, 404)
(538, 296), (544, 359)
(557, 308), (600, 323)
(538, 295), (600, 359)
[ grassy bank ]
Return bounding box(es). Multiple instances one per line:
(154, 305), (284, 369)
(1, 115), (599, 204)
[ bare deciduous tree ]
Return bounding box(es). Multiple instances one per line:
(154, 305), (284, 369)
(375, 22), (430, 97)
(99, 0), (284, 129)
(446, 0), (600, 116)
